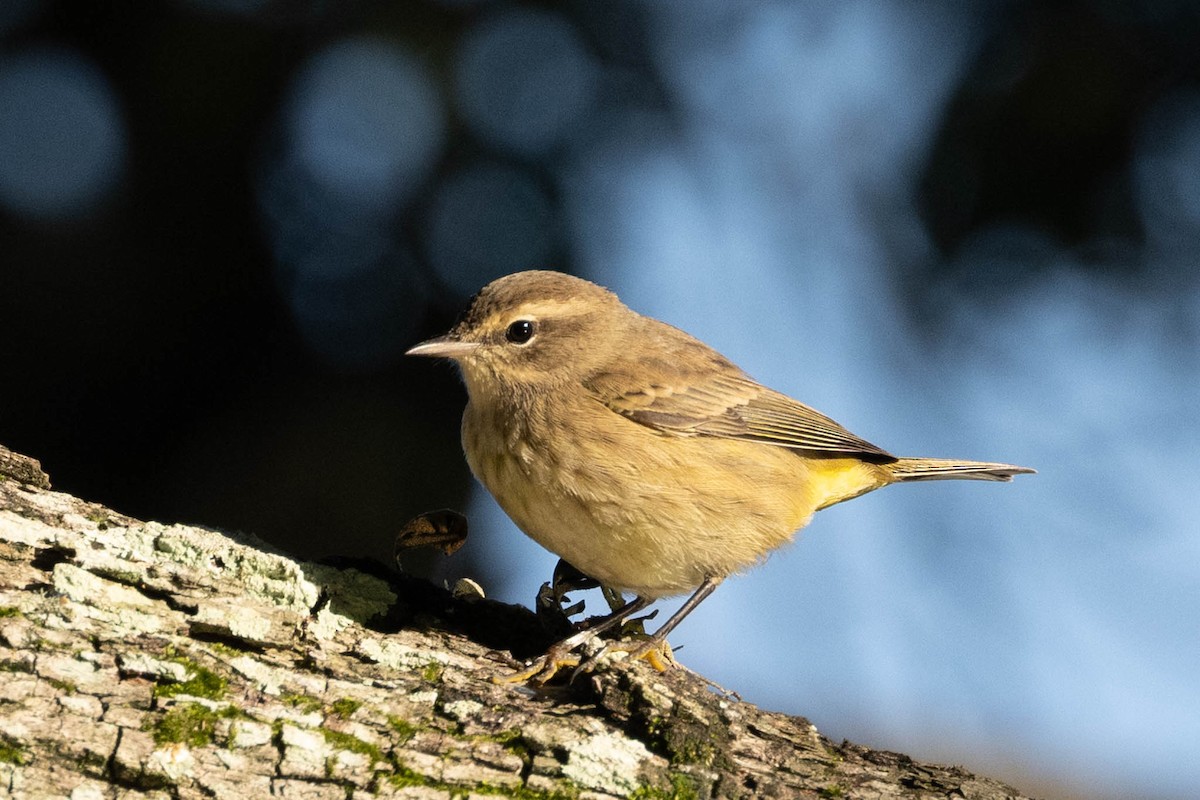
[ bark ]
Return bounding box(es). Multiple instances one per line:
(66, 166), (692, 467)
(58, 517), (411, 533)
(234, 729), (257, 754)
(0, 444), (1037, 799)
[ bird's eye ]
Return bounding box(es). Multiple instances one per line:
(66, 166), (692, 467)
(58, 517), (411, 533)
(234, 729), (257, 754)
(505, 319), (536, 345)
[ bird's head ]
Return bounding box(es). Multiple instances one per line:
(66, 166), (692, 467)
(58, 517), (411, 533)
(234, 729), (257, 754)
(407, 270), (631, 397)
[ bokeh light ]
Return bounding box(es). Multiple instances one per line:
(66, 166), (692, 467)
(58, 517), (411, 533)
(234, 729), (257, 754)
(286, 37), (443, 209)
(260, 35), (445, 368)
(455, 8), (599, 157)
(0, 46), (125, 220)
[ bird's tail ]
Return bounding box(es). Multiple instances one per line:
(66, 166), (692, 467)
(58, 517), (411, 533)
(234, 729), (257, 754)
(886, 457), (1036, 483)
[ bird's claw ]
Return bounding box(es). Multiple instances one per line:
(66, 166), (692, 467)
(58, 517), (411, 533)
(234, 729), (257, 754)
(572, 636), (677, 680)
(494, 636), (677, 685)
(492, 643), (582, 685)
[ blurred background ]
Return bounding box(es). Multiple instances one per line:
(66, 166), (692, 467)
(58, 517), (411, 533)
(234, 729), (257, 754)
(1, 1), (1198, 798)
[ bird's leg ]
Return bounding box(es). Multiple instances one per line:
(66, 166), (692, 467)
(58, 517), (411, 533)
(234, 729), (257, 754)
(575, 575), (724, 676)
(496, 594), (656, 684)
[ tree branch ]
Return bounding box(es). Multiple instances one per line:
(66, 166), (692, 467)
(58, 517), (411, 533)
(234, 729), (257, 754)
(0, 444), (1036, 799)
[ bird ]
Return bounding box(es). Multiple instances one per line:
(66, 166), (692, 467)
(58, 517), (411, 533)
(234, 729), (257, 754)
(407, 270), (1034, 681)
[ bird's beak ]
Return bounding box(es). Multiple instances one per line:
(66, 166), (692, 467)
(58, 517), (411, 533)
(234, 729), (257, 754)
(405, 335), (481, 359)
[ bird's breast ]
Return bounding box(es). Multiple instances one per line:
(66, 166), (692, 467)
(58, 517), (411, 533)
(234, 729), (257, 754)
(460, 393), (836, 597)
(462, 397), (626, 582)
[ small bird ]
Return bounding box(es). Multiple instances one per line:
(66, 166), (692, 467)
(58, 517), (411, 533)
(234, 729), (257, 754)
(407, 270), (1034, 680)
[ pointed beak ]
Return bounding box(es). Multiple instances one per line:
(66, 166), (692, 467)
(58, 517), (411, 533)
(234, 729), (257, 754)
(405, 335), (481, 359)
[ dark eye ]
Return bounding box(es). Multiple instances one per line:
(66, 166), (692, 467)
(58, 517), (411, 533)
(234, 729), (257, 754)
(505, 319), (536, 344)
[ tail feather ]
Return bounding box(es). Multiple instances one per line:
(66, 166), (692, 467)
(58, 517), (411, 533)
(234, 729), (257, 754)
(887, 457), (1036, 483)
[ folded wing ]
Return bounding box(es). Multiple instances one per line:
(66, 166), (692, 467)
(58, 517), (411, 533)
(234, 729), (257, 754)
(584, 359), (895, 463)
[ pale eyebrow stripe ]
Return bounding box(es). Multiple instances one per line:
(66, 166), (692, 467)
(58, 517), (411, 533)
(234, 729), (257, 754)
(510, 298), (596, 318)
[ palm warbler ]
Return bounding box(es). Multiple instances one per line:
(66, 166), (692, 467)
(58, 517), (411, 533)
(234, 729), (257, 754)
(407, 270), (1033, 679)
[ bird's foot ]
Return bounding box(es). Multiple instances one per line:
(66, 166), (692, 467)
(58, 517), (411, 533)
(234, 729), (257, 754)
(574, 635), (677, 678)
(492, 640), (582, 685)
(494, 635), (677, 685)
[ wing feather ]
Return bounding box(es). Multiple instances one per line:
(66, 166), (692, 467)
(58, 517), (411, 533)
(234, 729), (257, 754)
(584, 360), (894, 461)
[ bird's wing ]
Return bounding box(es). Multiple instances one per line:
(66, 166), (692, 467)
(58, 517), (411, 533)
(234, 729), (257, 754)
(583, 358), (894, 461)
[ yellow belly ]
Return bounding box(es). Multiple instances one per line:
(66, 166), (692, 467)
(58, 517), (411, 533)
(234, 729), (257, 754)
(462, 397), (887, 598)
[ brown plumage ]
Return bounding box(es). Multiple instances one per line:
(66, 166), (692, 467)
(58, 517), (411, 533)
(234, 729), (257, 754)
(407, 270), (1034, 678)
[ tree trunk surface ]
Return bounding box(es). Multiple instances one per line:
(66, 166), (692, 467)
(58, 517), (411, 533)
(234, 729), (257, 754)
(0, 444), (1036, 799)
